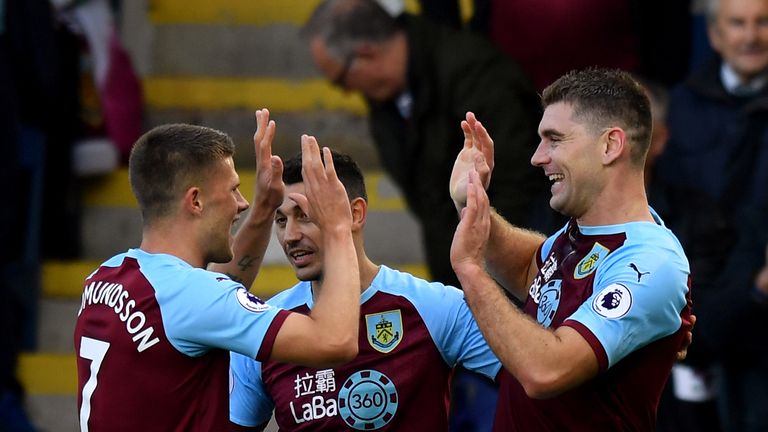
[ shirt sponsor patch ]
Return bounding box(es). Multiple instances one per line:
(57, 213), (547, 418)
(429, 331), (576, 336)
(288, 369), (338, 424)
(592, 283), (632, 319)
(338, 369), (398, 430)
(536, 279), (562, 328)
(235, 288), (270, 313)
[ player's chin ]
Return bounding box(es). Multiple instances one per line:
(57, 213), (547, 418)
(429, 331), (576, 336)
(548, 195), (564, 213)
(210, 240), (236, 264)
(294, 266), (321, 282)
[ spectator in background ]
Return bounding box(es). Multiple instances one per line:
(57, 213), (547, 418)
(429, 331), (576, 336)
(656, 0), (768, 430)
(638, 78), (728, 432)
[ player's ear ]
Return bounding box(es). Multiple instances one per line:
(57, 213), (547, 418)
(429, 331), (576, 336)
(350, 197), (367, 232)
(184, 186), (203, 216)
(602, 127), (626, 165)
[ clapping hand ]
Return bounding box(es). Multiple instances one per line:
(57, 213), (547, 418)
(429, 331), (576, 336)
(252, 109), (284, 212)
(449, 111), (495, 211)
(288, 135), (352, 233)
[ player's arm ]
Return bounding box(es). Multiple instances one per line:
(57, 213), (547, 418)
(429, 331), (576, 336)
(229, 351), (275, 431)
(449, 112), (544, 300)
(269, 137), (360, 366)
(211, 109), (283, 288)
(485, 210), (544, 300)
(452, 172), (597, 398)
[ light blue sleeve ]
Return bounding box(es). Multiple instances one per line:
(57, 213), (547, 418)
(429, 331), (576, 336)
(229, 352), (274, 427)
(394, 274), (501, 380)
(154, 269), (285, 358)
(229, 283), (308, 427)
(567, 243), (689, 368)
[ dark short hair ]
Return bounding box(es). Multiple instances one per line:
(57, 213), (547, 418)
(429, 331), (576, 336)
(283, 149), (368, 202)
(301, 0), (401, 62)
(542, 68), (652, 166)
(129, 124), (235, 223)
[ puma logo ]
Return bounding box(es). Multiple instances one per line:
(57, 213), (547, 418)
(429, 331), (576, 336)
(629, 263), (650, 282)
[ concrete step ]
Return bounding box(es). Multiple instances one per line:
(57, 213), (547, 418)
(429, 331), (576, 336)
(145, 109), (379, 170)
(146, 24), (318, 78)
(26, 395), (78, 432)
(143, 77), (365, 112)
(147, 0), (423, 25)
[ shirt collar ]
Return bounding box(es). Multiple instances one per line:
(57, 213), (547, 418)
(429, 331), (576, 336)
(720, 63), (768, 96)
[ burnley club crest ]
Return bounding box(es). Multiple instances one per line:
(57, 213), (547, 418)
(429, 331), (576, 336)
(366, 310), (403, 353)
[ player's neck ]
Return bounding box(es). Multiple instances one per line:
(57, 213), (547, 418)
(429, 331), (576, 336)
(358, 255), (381, 292)
(578, 176), (653, 226)
(312, 254), (380, 301)
(140, 223), (206, 268)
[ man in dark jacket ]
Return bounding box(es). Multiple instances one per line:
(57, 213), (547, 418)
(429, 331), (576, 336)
(656, 0), (768, 430)
(302, 0), (553, 291)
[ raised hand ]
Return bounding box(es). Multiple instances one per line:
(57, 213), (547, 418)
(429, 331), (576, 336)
(449, 111), (496, 210)
(287, 135), (352, 233)
(451, 170), (491, 275)
(208, 109), (284, 285)
(252, 109), (284, 211)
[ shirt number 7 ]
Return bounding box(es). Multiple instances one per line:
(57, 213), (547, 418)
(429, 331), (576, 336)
(78, 336), (110, 432)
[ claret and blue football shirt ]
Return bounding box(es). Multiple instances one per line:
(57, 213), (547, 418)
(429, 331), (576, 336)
(230, 265), (501, 431)
(74, 248), (290, 431)
(494, 210), (692, 431)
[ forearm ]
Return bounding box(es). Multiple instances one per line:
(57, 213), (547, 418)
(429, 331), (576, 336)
(485, 210), (544, 300)
(310, 228), (360, 344)
(271, 228), (359, 366)
(457, 264), (597, 398)
(210, 207), (274, 288)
